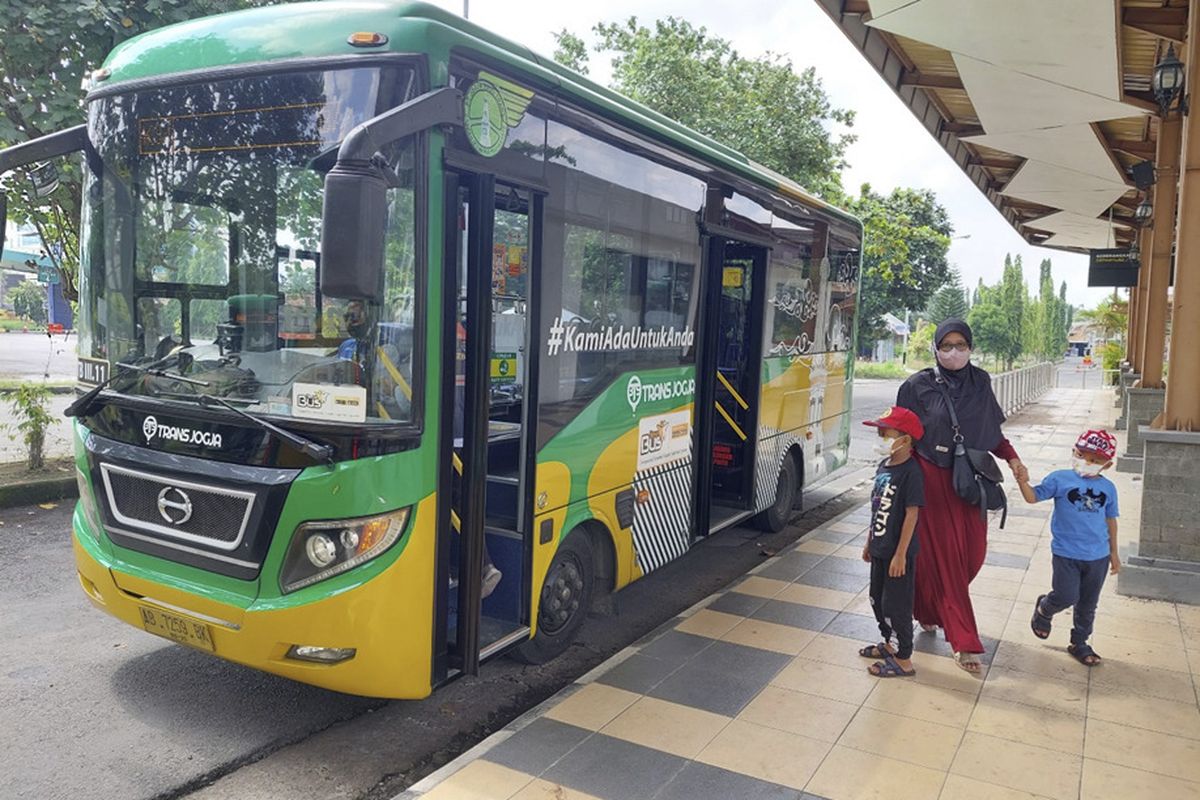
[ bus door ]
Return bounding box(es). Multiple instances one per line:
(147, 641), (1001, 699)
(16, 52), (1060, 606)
(703, 240), (767, 530)
(436, 170), (541, 678)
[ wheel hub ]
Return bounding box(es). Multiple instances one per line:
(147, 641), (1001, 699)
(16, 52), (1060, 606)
(539, 556), (584, 634)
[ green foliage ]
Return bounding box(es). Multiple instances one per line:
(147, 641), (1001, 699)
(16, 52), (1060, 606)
(924, 268), (968, 325)
(848, 185), (952, 346)
(1077, 296), (1128, 341)
(561, 17), (854, 197)
(854, 360), (910, 379)
(6, 383), (54, 470)
(552, 29), (590, 74)
(0, 0), (274, 301)
(9, 281), (47, 323)
(968, 254), (1024, 369)
(1101, 341), (1123, 384)
(908, 318), (935, 361)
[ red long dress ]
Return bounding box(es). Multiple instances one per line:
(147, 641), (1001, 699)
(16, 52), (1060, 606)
(912, 438), (1019, 654)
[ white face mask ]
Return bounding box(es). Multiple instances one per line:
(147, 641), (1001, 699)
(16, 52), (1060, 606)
(936, 347), (971, 371)
(876, 437), (902, 459)
(1072, 457), (1104, 477)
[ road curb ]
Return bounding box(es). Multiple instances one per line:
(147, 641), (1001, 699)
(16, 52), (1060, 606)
(0, 474), (77, 510)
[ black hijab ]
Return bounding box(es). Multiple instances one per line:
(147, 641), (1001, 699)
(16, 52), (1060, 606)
(896, 318), (1006, 468)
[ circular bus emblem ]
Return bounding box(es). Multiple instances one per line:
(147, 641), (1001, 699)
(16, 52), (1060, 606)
(464, 80), (509, 158)
(143, 415), (159, 441)
(156, 486), (193, 525)
(626, 375), (643, 414)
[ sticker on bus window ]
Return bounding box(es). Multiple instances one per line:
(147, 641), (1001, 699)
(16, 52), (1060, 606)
(722, 267), (743, 288)
(292, 382), (367, 423)
(637, 410), (691, 471)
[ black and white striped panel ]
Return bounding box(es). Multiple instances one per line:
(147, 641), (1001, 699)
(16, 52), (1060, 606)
(630, 459), (693, 574)
(753, 427), (800, 513)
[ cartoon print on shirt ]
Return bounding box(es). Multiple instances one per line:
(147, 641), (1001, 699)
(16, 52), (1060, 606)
(1066, 487), (1108, 512)
(871, 472), (897, 535)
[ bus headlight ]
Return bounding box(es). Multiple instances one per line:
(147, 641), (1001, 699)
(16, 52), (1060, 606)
(280, 508), (409, 594)
(76, 468), (103, 539)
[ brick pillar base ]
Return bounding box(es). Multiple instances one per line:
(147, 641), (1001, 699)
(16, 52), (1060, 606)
(1115, 372), (1141, 426)
(1119, 430), (1200, 605)
(1116, 387), (1165, 472)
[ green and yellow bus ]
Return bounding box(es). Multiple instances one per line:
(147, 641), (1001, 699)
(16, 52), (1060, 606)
(0, 1), (861, 699)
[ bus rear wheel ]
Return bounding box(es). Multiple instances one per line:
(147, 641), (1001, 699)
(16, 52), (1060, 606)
(512, 533), (595, 664)
(755, 454), (799, 532)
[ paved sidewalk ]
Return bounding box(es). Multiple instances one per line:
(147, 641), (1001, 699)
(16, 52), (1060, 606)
(400, 389), (1200, 800)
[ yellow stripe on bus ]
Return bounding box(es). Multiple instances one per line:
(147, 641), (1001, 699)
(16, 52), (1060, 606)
(376, 346), (413, 401)
(717, 371), (749, 410)
(452, 453), (463, 475)
(715, 401), (747, 441)
(450, 509), (461, 532)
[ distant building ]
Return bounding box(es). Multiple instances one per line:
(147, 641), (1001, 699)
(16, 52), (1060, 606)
(872, 312), (910, 362)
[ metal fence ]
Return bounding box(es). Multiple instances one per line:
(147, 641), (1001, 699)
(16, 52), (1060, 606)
(992, 362), (1058, 416)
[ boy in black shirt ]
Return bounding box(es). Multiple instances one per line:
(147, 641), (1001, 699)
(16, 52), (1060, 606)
(858, 406), (925, 677)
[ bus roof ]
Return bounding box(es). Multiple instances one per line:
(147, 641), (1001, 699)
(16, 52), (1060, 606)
(98, 1), (858, 227)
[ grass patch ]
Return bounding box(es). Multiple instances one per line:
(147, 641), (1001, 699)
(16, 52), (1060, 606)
(0, 379), (74, 392)
(854, 360), (912, 379)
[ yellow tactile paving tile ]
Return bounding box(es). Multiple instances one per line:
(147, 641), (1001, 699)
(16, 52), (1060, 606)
(729, 575), (789, 599)
(806, 744), (947, 800)
(419, 760), (534, 800)
(509, 780), (603, 800)
(838, 706), (963, 770)
(736, 684), (857, 742)
(864, 675), (979, 728)
(1084, 717), (1200, 784)
(1079, 758), (1200, 800)
(990, 642), (1090, 685)
(718, 616), (817, 654)
(978, 665), (1088, 717)
(939, 774), (1056, 800)
(1088, 652), (1200, 703)
(951, 732), (1082, 800)
(775, 582), (858, 611)
(598, 695), (729, 759)
(1087, 682), (1200, 740)
(770, 655), (878, 705)
(695, 718), (830, 790)
(1087, 631), (1192, 673)
(797, 631), (877, 671)
(793, 538), (840, 556)
(968, 694), (1085, 756)
(542, 683), (642, 732)
(673, 608), (744, 639)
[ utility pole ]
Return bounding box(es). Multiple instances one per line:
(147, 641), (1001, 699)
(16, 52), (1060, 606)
(463, 0), (468, 18)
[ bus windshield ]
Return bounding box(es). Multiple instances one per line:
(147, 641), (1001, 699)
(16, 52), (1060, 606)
(78, 65), (422, 427)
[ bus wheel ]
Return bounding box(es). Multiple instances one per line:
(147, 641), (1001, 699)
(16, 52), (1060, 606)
(755, 454), (799, 532)
(512, 533), (595, 664)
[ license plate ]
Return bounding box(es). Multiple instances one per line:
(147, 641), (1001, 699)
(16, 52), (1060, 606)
(138, 605), (216, 652)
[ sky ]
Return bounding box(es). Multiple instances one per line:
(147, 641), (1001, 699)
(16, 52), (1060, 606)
(436, 0), (1114, 309)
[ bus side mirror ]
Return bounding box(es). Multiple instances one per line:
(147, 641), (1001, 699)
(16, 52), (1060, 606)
(319, 162), (388, 299)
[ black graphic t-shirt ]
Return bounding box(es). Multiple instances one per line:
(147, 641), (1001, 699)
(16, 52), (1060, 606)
(868, 457), (925, 559)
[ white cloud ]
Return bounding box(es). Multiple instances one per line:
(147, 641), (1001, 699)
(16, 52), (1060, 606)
(434, 0), (1114, 308)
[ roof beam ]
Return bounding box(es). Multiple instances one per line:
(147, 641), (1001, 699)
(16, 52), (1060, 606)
(899, 71), (965, 90)
(842, 0), (871, 14)
(1113, 138), (1156, 158)
(940, 121), (985, 136)
(970, 155), (1022, 169)
(1123, 7), (1187, 44)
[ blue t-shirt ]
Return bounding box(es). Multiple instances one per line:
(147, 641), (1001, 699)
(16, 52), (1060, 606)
(1033, 470), (1118, 561)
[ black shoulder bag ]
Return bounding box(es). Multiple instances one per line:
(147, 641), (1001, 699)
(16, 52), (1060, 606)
(935, 375), (1007, 529)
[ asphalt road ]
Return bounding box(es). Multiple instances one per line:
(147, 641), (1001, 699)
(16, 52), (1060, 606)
(1, 379), (900, 800)
(0, 330), (77, 382)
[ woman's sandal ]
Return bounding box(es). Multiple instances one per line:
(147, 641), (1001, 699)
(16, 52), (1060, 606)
(868, 653), (916, 678)
(953, 651), (983, 674)
(859, 642), (891, 659)
(1030, 594), (1053, 640)
(919, 623), (938, 633)
(1068, 643), (1102, 667)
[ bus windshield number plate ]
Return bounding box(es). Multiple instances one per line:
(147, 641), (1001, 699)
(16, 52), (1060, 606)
(138, 605), (216, 652)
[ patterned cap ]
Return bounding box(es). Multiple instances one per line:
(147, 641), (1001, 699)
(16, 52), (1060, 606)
(863, 406), (924, 440)
(1075, 429), (1117, 460)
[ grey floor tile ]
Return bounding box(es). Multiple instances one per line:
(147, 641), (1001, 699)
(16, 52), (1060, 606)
(638, 630), (715, 663)
(1006, 506), (1050, 519)
(848, 533), (867, 546)
(653, 761), (801, 800)
(823, 611), (884, 643)
(596, 653), (684, 694)
(542, 733), (687, 800)
(816, 555), (870, 577)
(709, 590), (770, 617)
(648, 659), (774, 716)
(483, 718), (593, 776)
(752, 599), (839, 632)
(984, 551), (1032, 569)
(794, 567), (869, 593)
(756, 552), (825, 582)
(688, 640), (792, 684)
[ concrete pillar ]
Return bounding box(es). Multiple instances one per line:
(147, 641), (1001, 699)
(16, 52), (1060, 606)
(1162, 2), (1200, 430)
(1139, 116), (1181, 390)
(1117, 386), (1167, 471)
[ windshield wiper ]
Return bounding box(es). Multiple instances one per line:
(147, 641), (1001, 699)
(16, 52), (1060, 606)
(194, 394), (334, 465)
(65, 353), (208, 418)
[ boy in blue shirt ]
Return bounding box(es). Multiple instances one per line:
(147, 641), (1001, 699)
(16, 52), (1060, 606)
(1016, 429), (1121, 666)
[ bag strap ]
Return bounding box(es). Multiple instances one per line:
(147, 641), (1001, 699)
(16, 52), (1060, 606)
(933, 366), (965, 444)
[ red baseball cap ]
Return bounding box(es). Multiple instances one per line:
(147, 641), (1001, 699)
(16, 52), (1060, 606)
(864, 406), (924, 440)
(1075, 429), (1117, 460)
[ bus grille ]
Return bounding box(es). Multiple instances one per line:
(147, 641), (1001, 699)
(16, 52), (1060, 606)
(98, 463), (255, 550)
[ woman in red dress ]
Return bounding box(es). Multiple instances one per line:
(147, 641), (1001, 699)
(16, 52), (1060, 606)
(896, 319), (1027, 673)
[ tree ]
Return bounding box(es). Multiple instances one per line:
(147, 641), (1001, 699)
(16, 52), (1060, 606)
(1077, 296), (1128, 342)
(555, 18), (855, 196)
(849, 184), (953, 346)
(925, 267), (968, 324)
(552, 29), (590, 74)
(968, 253), (1026, 370)
(0, 0), (275, 301)
(9, 280), (47, 323)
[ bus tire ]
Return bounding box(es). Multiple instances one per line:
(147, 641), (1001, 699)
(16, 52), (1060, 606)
(512, 533), (595, 665)
(754, 453), (799, 532)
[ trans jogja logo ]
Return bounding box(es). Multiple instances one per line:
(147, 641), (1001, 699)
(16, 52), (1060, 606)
(626, 374), (695, 414)
(142, 415), (223, 448)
